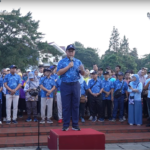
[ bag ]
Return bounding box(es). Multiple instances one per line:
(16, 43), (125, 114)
(29, 81), (40, 97)
(142, 90), (148, 96)
(114, 82), (124, 99)
(80, 95), (87, 103)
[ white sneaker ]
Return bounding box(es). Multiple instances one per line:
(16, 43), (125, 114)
(0, 121), (2, 124)
(3, 118), (6, 121)
(123, 116), (126, 121)
(88, 116), (93, 121)
(129, 123), (133, 126)
(95, 116), (97, 120)
(137, 124), (141, 126)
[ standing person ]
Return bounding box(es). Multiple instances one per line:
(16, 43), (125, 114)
(142, 67), (148, 79)
(18, 73), (26, 118)
(57, 44), (85, 131)
(144, 70), (150, 127)
(38, 65), (44, 77)
(84, 69), (90, 84)
(24, 72), (39, 122)
(115, 65), (121, 79)
(6, 68), (10, 74)
(55, 76), (63, 123)
(4, 65), (22, 124)
(112, 72), (128, 122)
(128, 74), (143, 126)
(50, 65), (58, 81)
(88, 70), (103, 122)
(1, 69), (7, 122)
(93, 64), (98, 72)
(0, 76), (3, 124)
(100, 71), (114, 122)
(98, 68), (104, 80)
(40, 68), (56, 124)
(79, 75), (89, 123)
(107, 69), (116, 82)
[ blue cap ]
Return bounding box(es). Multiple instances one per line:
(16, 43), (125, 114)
(103, 71), (109, 75)
(45, 68), (52, 72)
(118, 72), (124, 76)
(50, 65), (55, 70)
(10, 65), (17, 69)
(28, 72), (34, 79)
(66, 44), (75, 51)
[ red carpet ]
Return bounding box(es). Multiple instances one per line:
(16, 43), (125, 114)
(48, 128), (105, 150)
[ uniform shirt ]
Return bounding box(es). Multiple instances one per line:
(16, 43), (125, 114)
(80, 80), (89, 96)
(98, 75), (104, 80)
(0, 77), (3, 104)
(55, 78), (61, 92)
(57, 57), (82, 83)
(88, 79), (102, 94)
(101, 79), (114, 100)
(128, 82), (143, 101)
(51, 73), (58, 80)
(4, 73), (22, 95)
(114, 79), (128, 94)
(145, 78), (150, 98)
(40, 76), (56, 98)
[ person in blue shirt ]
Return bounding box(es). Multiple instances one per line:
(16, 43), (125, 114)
(98, 68), (104, 80)
(144, 70), (150, 127)
(100, 71), (114, 122)
(39, 68), (56, 124)
(4, 65), (22, 124)
(128, 74), (143, 126)
(112, 72), (128, 122)
(50, 65), (58, 81)
(55, 76), (63, 124)
(88, 70), (103, 122)
(79, 75), (89, 123)
(0, 77), (3, 124)
(57, 44), (85, 131)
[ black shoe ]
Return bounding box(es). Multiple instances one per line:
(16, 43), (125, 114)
(146, 124), (150, 127)
(62, 127), (69, 131)
(72, 126), (81, 131)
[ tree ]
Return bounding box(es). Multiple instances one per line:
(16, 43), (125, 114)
(0, 9), (60, 71)
(109, 26), (120, 52)
(120, 36), (130, 54)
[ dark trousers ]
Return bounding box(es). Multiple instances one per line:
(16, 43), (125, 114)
(147, 98), (150, 117)
(37, 95), (41, 114)
(143, 96), (148, 116)
(0, 103), (2, 121)
(61, 82), (80, 127)
(2, 93), (6, 118)
(87, 93), (92, 115)
(90, 94), (102, 118)
(112, 95), (125, 119)
(79, 102), (86, 118)
(102, 100), (112, 119)
(18, 98), (26, 116)
(26, 101), (37, 117)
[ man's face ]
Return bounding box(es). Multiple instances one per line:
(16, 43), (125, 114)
(125, 73), (130, 78)
(85, 69), (90, 76)
(98, 70), (103, 75)
(93, 65), (98, 71)
(142, 69), (147, 74)
(39, 67), (44, 73)
(107, 70), (112, 76)
(104, 74), (109, 79)
(2, 69), (7, 77)
(118, 75), (123, 80)
(10, 68), (16, 74)
(66, 49), (75, 58)
(115, 67), (120, 72)
(45, 71), (51, 77)
(92, 73), (97, 79)
(34, 71), (38, 76)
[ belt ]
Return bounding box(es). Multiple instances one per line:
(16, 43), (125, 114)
(62, 81), (79, 85)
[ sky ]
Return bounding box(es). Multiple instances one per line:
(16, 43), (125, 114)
(0, 0), (150, 58)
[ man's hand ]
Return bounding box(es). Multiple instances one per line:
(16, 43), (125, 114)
(11, 89), (16, 95)
(47, 90), (52, 94)
(111, 97), (114, 101)
(68, 62), (74, 68)
(92, 93), (97, 97)
(79, 65), (84, 71)
(105, 92), (110, 97)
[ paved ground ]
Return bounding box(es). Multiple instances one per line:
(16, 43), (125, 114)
(1, 142), (150, 150)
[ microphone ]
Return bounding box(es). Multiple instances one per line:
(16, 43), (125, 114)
(70, 57), (73, 61)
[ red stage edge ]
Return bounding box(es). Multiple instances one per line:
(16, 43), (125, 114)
(48, 128), (105, 150)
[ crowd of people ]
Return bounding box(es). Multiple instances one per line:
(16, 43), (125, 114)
(0, 63), (150, 128)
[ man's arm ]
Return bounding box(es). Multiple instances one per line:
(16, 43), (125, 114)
(57, 62), (73, 76)
(4, 82), (13, 92)
(40, 84), (49, 93)
(144, 81), (150, 90)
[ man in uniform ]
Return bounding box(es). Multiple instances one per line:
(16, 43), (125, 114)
(57, 44), (85, 131)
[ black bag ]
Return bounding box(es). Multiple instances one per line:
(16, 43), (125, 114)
(114, 82), (124, 99)
(29, 81), (40, 97)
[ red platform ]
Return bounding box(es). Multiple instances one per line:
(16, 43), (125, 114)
(48, 128), (105, 150)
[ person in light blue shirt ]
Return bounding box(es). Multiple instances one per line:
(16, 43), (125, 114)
(98, 68), (104, 80)
(39, 68), (56, 124)
(88, 71), (103, 122)
(50, 65), (58, 81)
(57, 44), (85, 131)
(128, 74), (143, 126)
(4, 65), (22, 124)
(100, 71), (114, 122)
(144, 70), (150, 127)
(112, 72), (128, 122)
(79, 75), (89, 123)
(55, 76), (63, 124)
